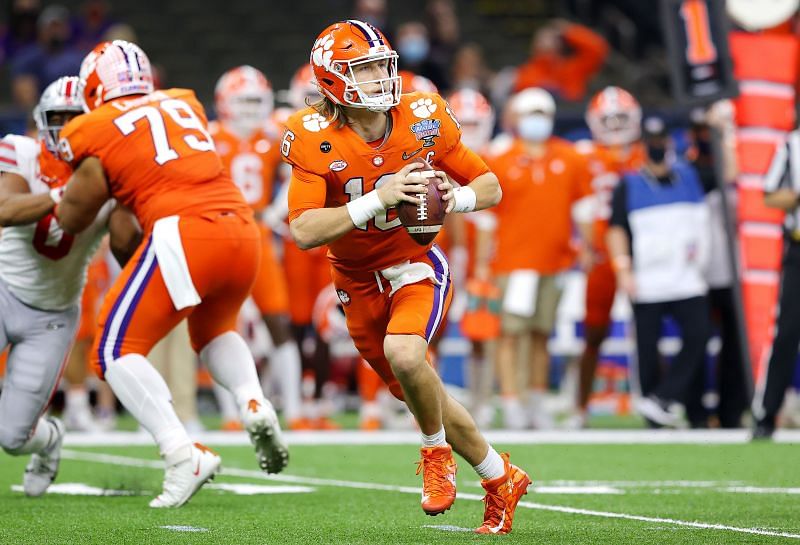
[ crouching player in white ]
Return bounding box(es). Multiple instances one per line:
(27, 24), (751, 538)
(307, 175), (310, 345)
(0, 77), (140, 496)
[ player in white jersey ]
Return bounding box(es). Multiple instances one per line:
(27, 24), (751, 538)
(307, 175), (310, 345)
(0, 76), (140, 497)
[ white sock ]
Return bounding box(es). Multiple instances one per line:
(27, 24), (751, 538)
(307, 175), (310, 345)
(200, 331), (263, 407)
(7, 418), (56, 455)
(269, 341), (302, 420)
(65, 388), (90, 411)
(212, 382), (241, 422)
(105, 354), (191, 460)
(473, 446), (506, 481)
(421, 426), (447, 448)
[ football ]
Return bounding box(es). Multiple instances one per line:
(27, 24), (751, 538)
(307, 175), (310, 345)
(397, 161), (446, 245)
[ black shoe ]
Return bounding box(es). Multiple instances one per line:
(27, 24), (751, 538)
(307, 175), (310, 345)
(751, 422), (775, 441)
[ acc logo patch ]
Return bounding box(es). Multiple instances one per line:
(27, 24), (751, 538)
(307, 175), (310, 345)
(329, 160), (348, 172)
(409, 119), (441, 148)
(336, 289), (351, 306)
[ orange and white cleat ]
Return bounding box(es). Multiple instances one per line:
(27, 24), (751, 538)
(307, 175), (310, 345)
(221, 419), (243, 432)
(149, 443), (220, 508)
(359, 417), (381, 431)
(416, 445), (457, 516)
(313, 417), (341, 431)
(242, 398), (289, 474)
(287, 417), (314, 431)
(474, 453), (532, 535)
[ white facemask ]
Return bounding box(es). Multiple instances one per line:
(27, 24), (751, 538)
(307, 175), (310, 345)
(517, 114), (553, 142)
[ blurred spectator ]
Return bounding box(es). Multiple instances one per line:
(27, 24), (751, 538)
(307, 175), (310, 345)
(514, 19), (609, 102)
(753, 118), (800, 440)
(399, 70), (438, 94)
(11, 5), (83, 108)
(607, 116), (711, 429)
(425, 0), (459, 80)
(71, 0), (115, 52)
(686, 102), (748, 429)
(352, 0), (390, 38)
(395, 21), (449, 91)
(102, 22), (137, 43)
(0, 0), (41, 66)
(450, 43), (493, 96)
(482, 88), (594, 429)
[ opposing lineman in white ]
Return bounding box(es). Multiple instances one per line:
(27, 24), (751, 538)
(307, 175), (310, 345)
(0, 76), (140, 497)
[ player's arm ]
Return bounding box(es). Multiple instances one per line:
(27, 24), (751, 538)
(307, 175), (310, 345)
(606, 180), (634, 297)
(0, 171), (57, 226)
(55, 157), (111, 235)
(290, 162), (428, 250)
(435, 141), (502, 213)
(107, 204), (142, 267)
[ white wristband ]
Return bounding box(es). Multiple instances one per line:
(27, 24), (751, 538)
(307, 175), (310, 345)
(49, 187), (64, 204)
(452, 186), (476, 213)
(346, 191), (385, 227)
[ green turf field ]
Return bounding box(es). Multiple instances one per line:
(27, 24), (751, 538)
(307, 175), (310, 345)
(1, 438), (798, 544)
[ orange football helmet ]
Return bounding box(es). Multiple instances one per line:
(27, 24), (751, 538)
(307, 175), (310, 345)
(310, 19), (400, 112)
(215, 65), (274, 136)
(585, 86), (642, 146)
(79, 40), (154, 111)
(399, 70), (438, 94)
(287, 64), (321, 111)
(448, 88), (494, 152)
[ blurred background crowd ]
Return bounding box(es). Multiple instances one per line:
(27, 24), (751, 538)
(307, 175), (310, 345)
(2, 0), (800, 437)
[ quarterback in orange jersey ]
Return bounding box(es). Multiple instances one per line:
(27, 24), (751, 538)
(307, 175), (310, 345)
(284, 20), (530, 534)
(210, 65), (303, 428)
(572, 86), (646, 428)
(52, 40), (289, 508)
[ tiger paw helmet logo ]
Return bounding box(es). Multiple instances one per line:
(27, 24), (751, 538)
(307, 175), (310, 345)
(336, 289), (351, 306)
(302, 112), (330, 132)
(311, 34), (335, 71)
(410, 98), (437, 118)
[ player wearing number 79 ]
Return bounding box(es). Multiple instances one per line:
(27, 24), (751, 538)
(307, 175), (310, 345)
(283, 20), (531, 534)
(53, 40), (289, 508)
(0, 76), (140, 497)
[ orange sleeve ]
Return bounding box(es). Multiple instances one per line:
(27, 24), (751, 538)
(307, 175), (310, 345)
(562, 23), (609, 77)
(288, 166), (327, 222)
(570, 148), (593, 201)
(430, 93), (491, 184)
(57, 113), (98, 168)
(436, 141), (491, 185)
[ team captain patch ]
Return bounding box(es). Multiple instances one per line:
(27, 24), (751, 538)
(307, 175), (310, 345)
(409, 119), (441, 147)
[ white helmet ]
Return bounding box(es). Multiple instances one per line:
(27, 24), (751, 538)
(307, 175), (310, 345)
(33, 76), (84, 153)
(79, 40), (154, 111)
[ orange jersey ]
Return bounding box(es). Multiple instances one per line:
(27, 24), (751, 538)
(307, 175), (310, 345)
(209, 121), (283, 212)
(577, 141), (646, 250)
(59, 88), (249, 232)
(487, 137), (592, 274)
(283, 92), (489, 273)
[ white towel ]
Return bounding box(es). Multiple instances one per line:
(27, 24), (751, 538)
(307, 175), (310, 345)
(502, 269), (539, 317)
(152, 216), (201, 310)
(380, 260), (438, 296)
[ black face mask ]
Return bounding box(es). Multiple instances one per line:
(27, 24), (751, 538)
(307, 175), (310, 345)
(696, 138), (712, 157)
(647, 145), (666, 164)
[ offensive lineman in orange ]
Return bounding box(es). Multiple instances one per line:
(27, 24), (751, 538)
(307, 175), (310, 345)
(283, 20), (530, 534)
(210, 66), (303, 428)
(572, 86), (646, 428)
(52, 40), (288, 508)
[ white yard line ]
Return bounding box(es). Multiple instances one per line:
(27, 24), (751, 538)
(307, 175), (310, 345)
(61, 429), (800, 447)
(60, 449), (800, 540)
